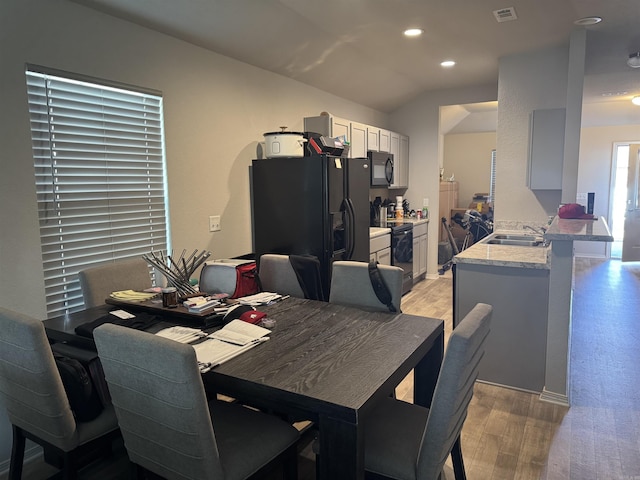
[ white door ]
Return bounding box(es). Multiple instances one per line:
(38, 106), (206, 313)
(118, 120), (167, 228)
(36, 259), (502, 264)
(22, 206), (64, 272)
(622, 144), (640, 262)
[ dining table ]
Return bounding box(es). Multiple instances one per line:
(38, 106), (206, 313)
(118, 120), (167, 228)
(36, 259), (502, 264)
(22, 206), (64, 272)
(43, 296), (445, 480)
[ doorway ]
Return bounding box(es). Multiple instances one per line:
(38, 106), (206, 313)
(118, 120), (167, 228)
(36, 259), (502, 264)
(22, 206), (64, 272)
(609, 143), (629, 258)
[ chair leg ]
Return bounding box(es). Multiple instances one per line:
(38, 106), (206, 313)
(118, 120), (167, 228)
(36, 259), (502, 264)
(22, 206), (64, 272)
(451, 436), (467, 480)
(9, 425), (26, 480)
(60, 451), (78, 480)
(282, 444), (298, 480)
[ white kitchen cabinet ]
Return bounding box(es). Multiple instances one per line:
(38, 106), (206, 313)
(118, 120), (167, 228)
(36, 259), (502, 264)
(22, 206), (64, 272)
(379, 129), (391, 153)
(350, 122), (367, 159)
(370, 229), (391, 266)
(366, 126), (379, 152)
(528, 108), (565, 190)
(389, 133), (409, 188)
(412, 221), (428, 282)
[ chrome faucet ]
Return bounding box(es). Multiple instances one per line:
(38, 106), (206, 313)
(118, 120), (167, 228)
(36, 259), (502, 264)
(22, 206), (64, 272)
(523, 225), (547, 236)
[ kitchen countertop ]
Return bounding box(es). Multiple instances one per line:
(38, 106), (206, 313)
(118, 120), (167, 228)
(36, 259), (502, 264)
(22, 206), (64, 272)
(369, 226), (391, 239)
(373, 217), (429, 228)
(544, 215), (613, 242)
(453, 231), (551, 269)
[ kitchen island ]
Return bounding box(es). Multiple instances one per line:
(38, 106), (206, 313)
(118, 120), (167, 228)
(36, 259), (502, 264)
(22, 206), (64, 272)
(453, 236), (551, 393)
(453, 216), (613, 405)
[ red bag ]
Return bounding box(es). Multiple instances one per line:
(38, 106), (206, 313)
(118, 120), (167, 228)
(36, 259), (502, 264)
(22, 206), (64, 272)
(199, 260), (260, 299)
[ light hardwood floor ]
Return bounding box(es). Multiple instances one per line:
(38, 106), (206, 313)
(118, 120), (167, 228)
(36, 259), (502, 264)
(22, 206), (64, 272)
(3, 258), (639, 479)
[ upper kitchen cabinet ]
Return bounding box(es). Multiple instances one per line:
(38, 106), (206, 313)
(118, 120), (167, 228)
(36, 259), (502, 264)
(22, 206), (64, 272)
(528, 108), (565, 190)
(367, 126), (379, 152)
(389, 132), (409, 188)
(350, 122), (367, 159)
(304, 115), (365, 158)
(379, 129), (391, 153)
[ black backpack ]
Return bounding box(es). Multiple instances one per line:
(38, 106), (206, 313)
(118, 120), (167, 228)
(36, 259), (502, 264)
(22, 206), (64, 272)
(54, 353), (104, 422)
(368, 261), (398, 313)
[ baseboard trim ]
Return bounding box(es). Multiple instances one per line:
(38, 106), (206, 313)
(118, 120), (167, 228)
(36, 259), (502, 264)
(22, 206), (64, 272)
(539, 388), (570, 407)
(0, 445), (43, 476)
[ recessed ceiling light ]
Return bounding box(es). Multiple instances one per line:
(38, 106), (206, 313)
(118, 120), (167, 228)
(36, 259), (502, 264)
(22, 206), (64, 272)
(574, 16), (602, 26)
(440, 60), (456, 68)
(628, 52), (640, 68)
(403, 28), (423, 37)
(632, 96), (640, 106)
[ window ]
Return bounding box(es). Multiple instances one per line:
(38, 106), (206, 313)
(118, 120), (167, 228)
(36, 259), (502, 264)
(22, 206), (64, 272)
(489, 149), (496, 204)
(26, 66), (169, 317)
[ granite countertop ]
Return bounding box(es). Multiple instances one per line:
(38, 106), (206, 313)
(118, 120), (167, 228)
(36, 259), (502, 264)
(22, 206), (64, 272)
(453, 231), (551, 270)
(544, 216), (614, 242)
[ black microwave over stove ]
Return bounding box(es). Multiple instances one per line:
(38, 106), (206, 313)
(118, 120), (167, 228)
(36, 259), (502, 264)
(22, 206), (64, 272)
(368, 151), (394, 186)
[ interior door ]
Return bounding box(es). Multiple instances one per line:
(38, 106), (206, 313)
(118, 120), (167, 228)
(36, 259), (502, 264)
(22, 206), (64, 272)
(622, 144), (640, 262)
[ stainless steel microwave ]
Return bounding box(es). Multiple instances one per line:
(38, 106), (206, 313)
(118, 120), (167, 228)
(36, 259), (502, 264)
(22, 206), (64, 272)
(368, 151), (394, 186)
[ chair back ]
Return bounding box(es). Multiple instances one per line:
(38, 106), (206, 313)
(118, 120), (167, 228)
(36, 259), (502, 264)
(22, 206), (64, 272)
(417, 303), (492, 479)
(329, 261), (403, 312)
(0, 308), (79, 451)
(78, 258), (151, 307)
(93, 323), (225, 479)
(258, 254), (305, 298)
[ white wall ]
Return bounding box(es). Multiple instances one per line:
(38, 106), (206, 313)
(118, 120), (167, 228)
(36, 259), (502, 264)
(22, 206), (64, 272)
(574, 124), (640, 257)
(0, 0), (389, 466)
(389, 85), (498, 277)
(495, 45), (569, 226)
(443, 132), (496, 209)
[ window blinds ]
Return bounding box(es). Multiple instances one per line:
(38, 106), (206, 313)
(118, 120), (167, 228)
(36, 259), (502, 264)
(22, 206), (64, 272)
(26, 68), (169, 317)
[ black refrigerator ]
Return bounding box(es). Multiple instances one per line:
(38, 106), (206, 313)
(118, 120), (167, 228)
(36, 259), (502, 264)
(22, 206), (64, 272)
(250, 154), (370, 298)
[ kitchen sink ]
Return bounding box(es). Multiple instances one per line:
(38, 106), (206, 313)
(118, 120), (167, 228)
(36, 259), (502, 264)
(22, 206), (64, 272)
(491, 234), (541, 241)
(481, 233), (547, 247)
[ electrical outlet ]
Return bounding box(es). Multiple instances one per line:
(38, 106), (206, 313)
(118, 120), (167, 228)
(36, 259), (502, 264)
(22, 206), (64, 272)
(576, 192), (587, 204)
(209, 215), (221, 232)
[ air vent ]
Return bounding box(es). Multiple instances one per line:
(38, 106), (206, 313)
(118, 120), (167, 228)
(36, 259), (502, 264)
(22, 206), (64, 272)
(493, 7), (518, 22)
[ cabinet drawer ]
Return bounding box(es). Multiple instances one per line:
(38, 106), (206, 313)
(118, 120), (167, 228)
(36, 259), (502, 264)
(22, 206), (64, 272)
(413, 222), (428, 237)
(370, 234), (390, 253)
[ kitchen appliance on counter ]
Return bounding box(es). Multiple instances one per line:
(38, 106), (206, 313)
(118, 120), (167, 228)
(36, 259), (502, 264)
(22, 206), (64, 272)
(251, 153), (370, 298)
(390, 223), (413, 295)
(368, 151), (394, 186)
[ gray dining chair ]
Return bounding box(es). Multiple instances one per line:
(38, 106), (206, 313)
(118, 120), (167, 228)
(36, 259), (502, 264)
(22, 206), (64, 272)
(329, 260), (404, 313)
(363, 302), (492, 480)
(0, 307), (120, 480)
(93, 323), (300, 480)
(259, 253), (325, 300)
(78, 257), (152, 307)
(258, 254), (305, 298)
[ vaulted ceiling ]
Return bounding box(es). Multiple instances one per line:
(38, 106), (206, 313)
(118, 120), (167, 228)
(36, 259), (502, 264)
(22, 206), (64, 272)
(71, 0), (640, 125)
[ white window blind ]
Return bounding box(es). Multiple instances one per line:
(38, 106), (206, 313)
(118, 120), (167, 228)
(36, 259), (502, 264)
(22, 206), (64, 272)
(26, 67), (169, 317)
(489, 149), (496, 204)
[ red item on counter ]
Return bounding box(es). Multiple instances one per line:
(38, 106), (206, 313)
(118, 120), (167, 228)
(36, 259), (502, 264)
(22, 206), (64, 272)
(558, 203), (595, 219)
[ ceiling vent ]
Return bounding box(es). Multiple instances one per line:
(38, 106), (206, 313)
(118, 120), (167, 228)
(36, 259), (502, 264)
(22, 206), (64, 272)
(493, 7), (518, 23)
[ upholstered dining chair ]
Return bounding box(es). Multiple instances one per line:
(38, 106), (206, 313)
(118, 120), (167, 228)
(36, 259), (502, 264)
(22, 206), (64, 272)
(78, 257), (152, 307)
(259, 253), (325, 300)
(363, 302), (493, 480)
(93, 323), (300, 480)
(0, 307), (120, 480)
(329, 260), (404, 313)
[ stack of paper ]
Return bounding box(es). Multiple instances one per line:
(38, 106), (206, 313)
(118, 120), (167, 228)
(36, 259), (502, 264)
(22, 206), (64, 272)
(155, 320), (271, 373)
(110, 290), (158, 302)
(183, 296), (221, 313)
(237, 292), (285, 306)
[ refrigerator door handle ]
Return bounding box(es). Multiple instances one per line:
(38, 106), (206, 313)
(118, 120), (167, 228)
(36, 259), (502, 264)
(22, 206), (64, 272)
(345, 197), (356, 259)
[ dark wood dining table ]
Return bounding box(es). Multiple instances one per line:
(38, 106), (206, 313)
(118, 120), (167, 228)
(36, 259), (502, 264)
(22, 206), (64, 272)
(44, 297), (444, 480)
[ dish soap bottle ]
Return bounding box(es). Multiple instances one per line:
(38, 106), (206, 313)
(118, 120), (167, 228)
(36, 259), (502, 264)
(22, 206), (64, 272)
(422, 198), (429, 220)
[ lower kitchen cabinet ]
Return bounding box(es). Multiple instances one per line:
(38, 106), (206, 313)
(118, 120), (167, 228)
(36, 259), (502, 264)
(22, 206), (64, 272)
(413, 221), (428, 282)
(370, 231), (391, 265)
(454, 262), (549, 393)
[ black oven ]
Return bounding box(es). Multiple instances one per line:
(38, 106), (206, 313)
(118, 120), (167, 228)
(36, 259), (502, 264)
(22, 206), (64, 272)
(391, 223), (413, 295)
